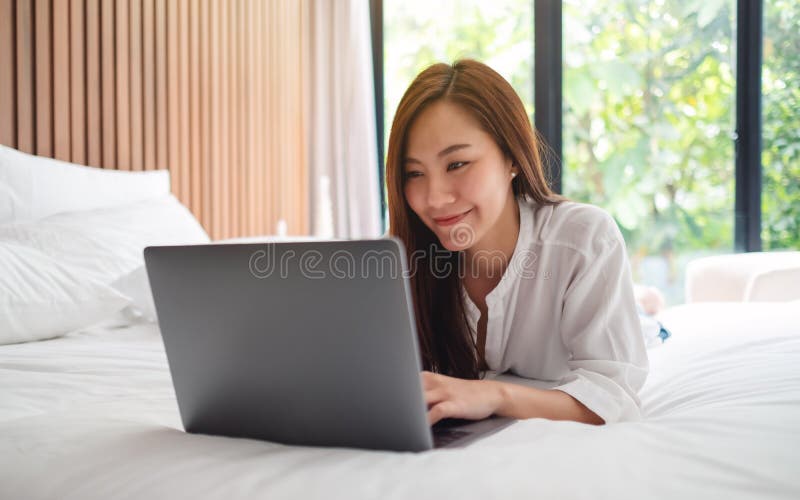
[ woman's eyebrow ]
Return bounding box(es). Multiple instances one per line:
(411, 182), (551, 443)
(405, 143), (472, 164)
(437, 143), (471, 157)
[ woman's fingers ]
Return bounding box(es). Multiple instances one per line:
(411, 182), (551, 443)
(424, 389), (446, 406)
(422, 372), (495, 424)
(420, 370), (439, 390)
(427, 401), (455, 426)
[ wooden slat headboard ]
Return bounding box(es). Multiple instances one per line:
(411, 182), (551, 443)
(0, 0), (308, 239)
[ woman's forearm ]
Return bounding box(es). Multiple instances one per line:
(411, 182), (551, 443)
(491, 381), (605, 425)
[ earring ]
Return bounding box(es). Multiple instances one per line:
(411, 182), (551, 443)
(511, 172), (517, 178)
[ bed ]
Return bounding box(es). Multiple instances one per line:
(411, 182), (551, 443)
(1, 146), (799, 499)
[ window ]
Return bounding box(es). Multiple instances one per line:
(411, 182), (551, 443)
(384, 0), (534, 151)
(761, 0), (800, 250)
(562, 0), (737, 303)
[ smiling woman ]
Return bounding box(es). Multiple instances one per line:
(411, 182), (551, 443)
(386, 60), (648, 426)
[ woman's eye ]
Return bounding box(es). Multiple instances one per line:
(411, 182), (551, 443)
(447, 161), (468, 171)
(404, 171), (422, 180)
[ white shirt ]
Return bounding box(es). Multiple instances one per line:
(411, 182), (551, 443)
(463, 198), (649, 423)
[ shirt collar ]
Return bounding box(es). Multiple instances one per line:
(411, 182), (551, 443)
(461, 196), (534, 312)
(485, 196), (534, 303)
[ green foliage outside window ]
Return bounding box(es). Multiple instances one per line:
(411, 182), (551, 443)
(562, 0), (738, 296)
(762, 0), (800, 250)
(384, 0), (534, 139)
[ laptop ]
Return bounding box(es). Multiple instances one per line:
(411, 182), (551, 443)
(144, 238), (515, 452)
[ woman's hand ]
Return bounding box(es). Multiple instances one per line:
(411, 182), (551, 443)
(421, 371), (505, 425)
(422, 371), (605, 425)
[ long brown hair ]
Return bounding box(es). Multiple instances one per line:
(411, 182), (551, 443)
(386, 59), (562, 379)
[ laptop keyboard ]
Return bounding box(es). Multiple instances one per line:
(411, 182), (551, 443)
(432, 428), (472, 447)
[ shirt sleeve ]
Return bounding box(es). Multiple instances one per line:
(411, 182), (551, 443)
(552, 212), (649, 424)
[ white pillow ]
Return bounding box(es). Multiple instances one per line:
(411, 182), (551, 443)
(111, 265), (157, 322)
(0, 242), (131, 344)
(0, 194), (210, 324)
(0, 193), (210, 285)
(0, 144), (170, 223)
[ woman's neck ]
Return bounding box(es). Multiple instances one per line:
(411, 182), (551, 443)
(464, 196), (521, 281)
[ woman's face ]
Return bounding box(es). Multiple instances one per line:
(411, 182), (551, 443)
(403, 100), (517, 252)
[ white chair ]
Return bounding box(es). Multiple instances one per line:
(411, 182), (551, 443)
(685, 251), (800, 303)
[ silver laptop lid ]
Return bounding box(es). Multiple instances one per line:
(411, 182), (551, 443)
(144, 238), (434, 451)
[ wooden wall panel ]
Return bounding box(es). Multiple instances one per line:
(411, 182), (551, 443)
(178, 0), (189, 208)
(52, 0), (70, 160)
(174, 0), (188, 210)
(175, 0), (190, 211)
(0, 0), (16, 148)
(129, 0), (143, 171)
(247, 0), (256, 236)
(115, 0), (130, 169)
(238, 0), (247, 236)
(101, 0), (116, 168)
(298, 1), (309, 233)
(86, 0), (101, 166)
(1, 0), (310, 239)
(228, 0), (238, 235)
(16, 0), (35, 153)
(188, 0), (200, 219)
(200, 0), (211, 231)
(291, 3), (301, 231)
(219, 0), (230, 237)
(142, 0), (155, 170)
(268, 0), (277, 234)
(165, 0), (178, 191)
(154, 0), (166, 171)
(35, 0), (52, 156)
(70, 0), (86, 164)
(209, 0), (221, 236)
(255, 0), (264, 234)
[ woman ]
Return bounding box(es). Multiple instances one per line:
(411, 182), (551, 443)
(386, 60), (648, 426)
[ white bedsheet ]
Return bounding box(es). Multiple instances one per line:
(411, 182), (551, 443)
(1, 302), (799, 500)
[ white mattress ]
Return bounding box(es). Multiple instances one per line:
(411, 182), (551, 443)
(1, 302), (799, 500)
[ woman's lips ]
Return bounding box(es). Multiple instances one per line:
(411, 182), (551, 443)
(432, 209), (472, 226)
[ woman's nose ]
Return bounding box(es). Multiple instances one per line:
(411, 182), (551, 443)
(426, 175), (456, 209)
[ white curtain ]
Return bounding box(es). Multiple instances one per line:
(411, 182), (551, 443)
(306, 0), (382, 239)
